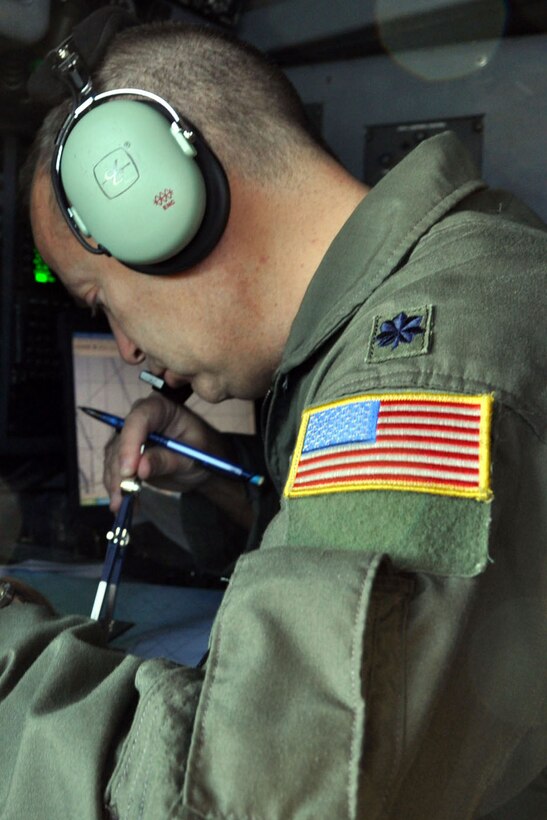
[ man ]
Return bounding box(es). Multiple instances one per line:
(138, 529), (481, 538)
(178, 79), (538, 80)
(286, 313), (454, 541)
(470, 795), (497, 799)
(1, 19), (546, 820)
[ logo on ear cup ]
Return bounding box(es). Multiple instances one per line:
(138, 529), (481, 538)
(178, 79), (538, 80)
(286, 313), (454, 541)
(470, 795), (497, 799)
(93, 148), (139, 198)
(153, 188), (175, 210)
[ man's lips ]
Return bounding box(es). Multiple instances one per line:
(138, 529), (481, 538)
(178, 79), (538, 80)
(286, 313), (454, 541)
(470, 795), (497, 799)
(142, 370), (193, 403)
(162, 371), (193, 390)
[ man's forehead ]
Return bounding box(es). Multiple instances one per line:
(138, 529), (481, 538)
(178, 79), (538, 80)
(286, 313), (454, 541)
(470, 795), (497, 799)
(30, 172), (94, 295)
(31, 172), (68, 249)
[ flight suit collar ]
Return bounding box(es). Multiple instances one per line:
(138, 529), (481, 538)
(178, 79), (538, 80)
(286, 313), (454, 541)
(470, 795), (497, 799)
(279, 132), (486, 376)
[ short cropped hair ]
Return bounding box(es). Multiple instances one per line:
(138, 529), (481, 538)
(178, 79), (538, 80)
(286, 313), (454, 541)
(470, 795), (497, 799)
(30, 22), (322, 185)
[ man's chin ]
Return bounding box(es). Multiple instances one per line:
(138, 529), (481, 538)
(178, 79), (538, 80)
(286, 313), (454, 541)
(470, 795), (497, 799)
(191, 380), (229, 405)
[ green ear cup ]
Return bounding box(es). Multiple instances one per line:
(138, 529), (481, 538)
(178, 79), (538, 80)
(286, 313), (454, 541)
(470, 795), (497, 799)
(60, 100), (207, 265)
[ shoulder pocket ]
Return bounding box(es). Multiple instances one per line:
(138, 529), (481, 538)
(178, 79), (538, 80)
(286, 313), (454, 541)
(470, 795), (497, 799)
(183, 547), (406, 819)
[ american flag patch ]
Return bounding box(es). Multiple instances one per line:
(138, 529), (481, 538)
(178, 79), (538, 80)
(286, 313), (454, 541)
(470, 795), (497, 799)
(284, 392), (493, 500)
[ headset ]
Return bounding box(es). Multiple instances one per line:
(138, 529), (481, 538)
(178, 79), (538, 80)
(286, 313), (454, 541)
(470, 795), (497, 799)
(40, 9), (230, 276)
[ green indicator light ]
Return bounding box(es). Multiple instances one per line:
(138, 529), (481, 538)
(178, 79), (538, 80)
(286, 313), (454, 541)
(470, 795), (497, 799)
(33, 248), (56, 283)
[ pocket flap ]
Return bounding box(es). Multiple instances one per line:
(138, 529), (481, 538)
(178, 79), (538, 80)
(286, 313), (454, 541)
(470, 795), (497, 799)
(184, 547), (385, 819)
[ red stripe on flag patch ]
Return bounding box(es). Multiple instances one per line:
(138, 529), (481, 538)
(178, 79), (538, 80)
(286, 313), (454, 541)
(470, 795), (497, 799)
(284, 392), (493, 500)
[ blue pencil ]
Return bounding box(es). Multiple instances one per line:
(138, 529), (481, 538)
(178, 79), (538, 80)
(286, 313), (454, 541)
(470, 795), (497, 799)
(79, 405), (265, 486)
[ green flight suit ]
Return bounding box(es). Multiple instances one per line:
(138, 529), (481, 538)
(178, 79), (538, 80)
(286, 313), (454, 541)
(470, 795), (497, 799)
(1, 132), (545, 819)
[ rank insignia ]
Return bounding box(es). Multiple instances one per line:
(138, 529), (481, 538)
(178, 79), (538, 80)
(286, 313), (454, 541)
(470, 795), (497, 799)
(366, 305), (433, 363)
(284, 392), (493, 501)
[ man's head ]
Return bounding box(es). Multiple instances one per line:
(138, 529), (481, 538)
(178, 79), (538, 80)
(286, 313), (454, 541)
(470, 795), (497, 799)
(31, 22), (322, 194)
(30, 22), (368, 402)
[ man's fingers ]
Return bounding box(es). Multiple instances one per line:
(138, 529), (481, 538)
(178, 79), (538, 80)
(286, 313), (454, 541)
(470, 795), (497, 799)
(136, 447), (178, 481)
(137, 446), (209, 486)
(102, 394), (215, 507)
(107, 395), (171, 481)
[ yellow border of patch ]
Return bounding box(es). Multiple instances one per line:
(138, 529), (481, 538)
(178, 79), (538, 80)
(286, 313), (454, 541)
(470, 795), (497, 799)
(284, 392), (493, 501)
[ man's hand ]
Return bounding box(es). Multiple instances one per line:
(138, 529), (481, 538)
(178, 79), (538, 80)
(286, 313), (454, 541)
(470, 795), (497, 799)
(103, 394), (236, 512)
(0, 577), (56, 613)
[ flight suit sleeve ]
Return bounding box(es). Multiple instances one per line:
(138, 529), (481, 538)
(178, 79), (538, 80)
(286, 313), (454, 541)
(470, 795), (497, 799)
(0, 604), (141, 819)
(0, 601), (205, 820)
(173, 392), (546, 820)
(170, 210), (546, 818)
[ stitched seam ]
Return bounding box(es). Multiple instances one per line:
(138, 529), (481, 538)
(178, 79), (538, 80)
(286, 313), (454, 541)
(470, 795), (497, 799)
(110, 674), (168, 811)
(184, 624), (222, 814)
(184, 560), (247, 819)
(418, 214), (543, 246)
(137, 746), (151, 818)
(372, 180), (485, 293)
(347, 567), (365, 820)
(379, 590), (408, 813)
(136, 692), (160, 820)
(138, 669), (200, 817)
(418, 220), (491, 244)
(347, 554), (383, 820)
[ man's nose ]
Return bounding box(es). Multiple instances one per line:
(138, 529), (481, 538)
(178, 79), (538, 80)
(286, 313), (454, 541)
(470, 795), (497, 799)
(110, 324), (145, 365)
